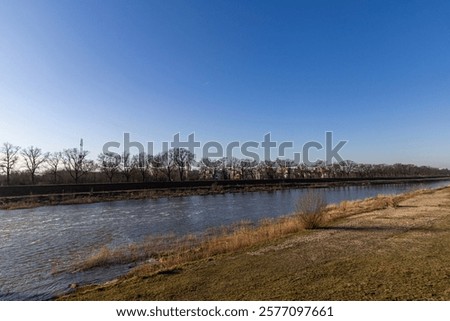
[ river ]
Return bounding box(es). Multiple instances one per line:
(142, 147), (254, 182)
(0, 180), (449, 300)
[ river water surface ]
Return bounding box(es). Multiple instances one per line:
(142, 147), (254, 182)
(1, 181), (449, 300)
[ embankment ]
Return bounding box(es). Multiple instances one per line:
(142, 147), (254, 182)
(59, 186), (450, 300)
(1, 176), (449, 210)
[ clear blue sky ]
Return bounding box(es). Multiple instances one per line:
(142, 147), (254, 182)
(1, 0), (449, 167)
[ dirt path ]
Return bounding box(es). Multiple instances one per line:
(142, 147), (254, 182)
(61, 187), (450, 300)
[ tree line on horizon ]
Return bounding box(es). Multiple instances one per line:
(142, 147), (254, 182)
(0, 141), (449, 186)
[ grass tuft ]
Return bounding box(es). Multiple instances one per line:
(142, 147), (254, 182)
(295, 190), (328, 229)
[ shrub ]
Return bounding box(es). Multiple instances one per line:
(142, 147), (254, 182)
(295, 190), (327, 229)
(389, 196), (401, 208)
(374, 195), (401, 209)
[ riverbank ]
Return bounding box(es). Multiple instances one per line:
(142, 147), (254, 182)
(1, 177), (449, 210)
(59, 186), (450, 300)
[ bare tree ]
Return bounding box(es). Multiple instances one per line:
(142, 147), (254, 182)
(0, 142), (20, 185)
(261, 160), (277, 180)
(200, 157), (225, 180)
(21, 146), (49, 184)
(153, 151), (175, 182)
(120, 152), (133, 182)
(224, 157), (241, 180)
(240, 159), (258, 179)
(132, 152), (152, 182)
(63, 148), (94, 183)
(98, 152), (121, 183)
(46, 152), (63, 183)
(339, 160), (357, 177)
(172, 148), (195, 181)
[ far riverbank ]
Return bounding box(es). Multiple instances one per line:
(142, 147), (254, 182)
(1, 176), (449, 210)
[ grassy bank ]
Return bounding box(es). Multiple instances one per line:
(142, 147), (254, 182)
(59, 186), (450, 300)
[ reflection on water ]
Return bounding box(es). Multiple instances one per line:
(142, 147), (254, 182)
(0, 181), (448, 300)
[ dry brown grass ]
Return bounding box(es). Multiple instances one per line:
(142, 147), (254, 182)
(324, 190), (425, 221)
(72, 188), (434, 276)
(106, 216), (307, 275)
(74, 234), (199, 271)
(72, 215), (310, 274)
(295, 190), (327, 229)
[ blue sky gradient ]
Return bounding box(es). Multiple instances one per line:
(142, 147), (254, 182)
(1, 0), (449, 167)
